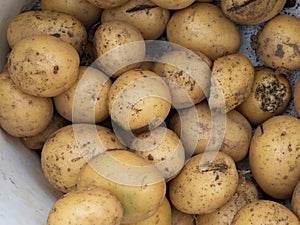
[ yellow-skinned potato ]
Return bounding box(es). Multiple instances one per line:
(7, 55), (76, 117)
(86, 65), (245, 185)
(294, 74), (300, 117)
(249, 115), (300, 199)
(166, 3), (240, 61)
(54, 66), (112, 123)
(0, 72), (54, 137)
(169, 151), (239, 214)
(171, 207), (195, 225)
(292, 180), (300, 219)
(237, 67), (291, 126)
(77, 150), (166, 224)
(7, 10), (87, 53)
(41, 0), (102, 28)
(101, 0), (170, 40)
(86, 0), (130, 9)
(231, 200), (300, 225)
(146, 0), (194, 10)
(7, 35), (80, 97)
(41, 124), (126, 193)
(47, 187), (123, 225)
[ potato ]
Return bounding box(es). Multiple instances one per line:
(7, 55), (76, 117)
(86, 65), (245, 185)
(86, 0), (130, 9)
(41, 124), (126, 193)
(21, 112), (68, 150)
(294, 74), (300, 117)
(47, 187), (123, 225)
(153, 50), (211, 109)
(54, 66), (112, 123)
(101, 0), (170, 40)
(237, 67), (292, 126)
(196, 175), (260, 225)
(171, 207), (195, 225)
(41, 0), (101, 28)
(231, 200), (300, 225)
(209, 54), (255, 113)
(253, 14), (300, 71)
(77, 150), (166, 224)
(221, 0), (286, 25)
(130, 127), (185, 181)
(292, 180), (300, 219)
(0, 72), (54, 137)
(166, 3), (240, 61)
(7, 35), (80, 97)
(144, 0), (194, 10)
(169, 151), (239, 214)
(169, 101), (252, 162)
(108, 69), (171, 131)
(7, 10), (87, 53)
(93, 20), (146, 77)
(249, 115), (300, 199)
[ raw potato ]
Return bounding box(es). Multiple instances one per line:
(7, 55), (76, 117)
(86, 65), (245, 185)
(0, 72), (53, 137)
(221, 0), (287, 25)
(47, 187), (123, 225)
(292, 180), (300, 219)
(54, 66), (112, 123)
(86, 0), (130, 9)
(171, 207), (195, 225)
(21, 113), (68, 150)
(253, 14), (300, 71)
(41, 124), (126, 193)
(237, 67), (291, 126)
(6, 10), (87, 53)
(231, 200), (300, 225)
(101, 0), (170, 40)
(150, 0), (194, 10)
(77, 150), (166, 224)
(294, 74), (300, 117)
(249, 115), (300, 199)
(41, 0), (102, 28)
(196, 175), (260, 225)
(7, 35), (80, 97)
(131, 127), (185, 181)
(166, 3), (240, 61)
(93, 20), (146, 77)
(153, 50), (211, 109)
(169, 151), (239, 214)
(108, 69), (171, 131)
(209, 54), (255, 113)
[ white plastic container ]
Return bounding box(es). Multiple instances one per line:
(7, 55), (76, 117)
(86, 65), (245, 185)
(0, 1), (60, 224)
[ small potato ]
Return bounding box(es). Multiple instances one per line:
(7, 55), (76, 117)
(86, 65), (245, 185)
(41, 0), (102, 28)
(86, 0), (130, 9)
(169, 151), (239, 214)
(101, 0), (170, 40)
(231, 200), (300, 225)
(249, 115), (300, 199)
(171, 206), (195, 225)
(7, 10), (87, 53)
(166, 3), (240, 61)
(0, 72), (53, 137)
(292, 180), (300, 219)
(150, 0), (194, 10)
(41, 124), (126, 193)
(237, 67), (292, 126)
(93, 20), (146, 77)
(46, 187), (123, 225)
(54, 66), (112, 123)
(7, 35), (80, 97)
(209, 54), (255, 113)
(294, 74), (300, 117)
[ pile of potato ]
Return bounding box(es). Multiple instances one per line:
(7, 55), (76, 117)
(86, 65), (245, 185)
(0, 0), (300, 224)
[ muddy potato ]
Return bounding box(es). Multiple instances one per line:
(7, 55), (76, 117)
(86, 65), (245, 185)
(0, 72), (54, 137)
(249, 115), (300, 199)
(169, 151), (239, 214)
(47, 187), (123, 225)
(41, 124), (126, 193)
(171, 206), (195, 225)
(253, 14), (300, 71)
(231, 200), (300, 225)
(86, 0), (129, 9)
(7, 35), (80, 97)
(54, 66), (112, 123)
(7, 10), (87, 53)
(166, 3), (240, 61)
(292, 180), (300, 219)
(209, 54), (255, 113)
(294, 74), (300, 117)
(41, 0), (102, 28)
(77, 150), (166, 224)
(237, 67), (291, 126)
(148, 0), (194, 10)
(93, 20), (145, 77)
(101, 0), (170, 40)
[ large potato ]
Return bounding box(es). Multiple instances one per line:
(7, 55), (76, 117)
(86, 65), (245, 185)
(7, 35), (80, 97)
(249, 115), (300, 199)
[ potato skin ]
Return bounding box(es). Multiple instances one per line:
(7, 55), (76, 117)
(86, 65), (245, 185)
(249, 115), (300, 199)
(294, 74), (300, 117)
(46, 187), (123, 225)
(86, 0), (130, 9)
(292, 180), (300, 219)
(150, 0), (194, 10)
